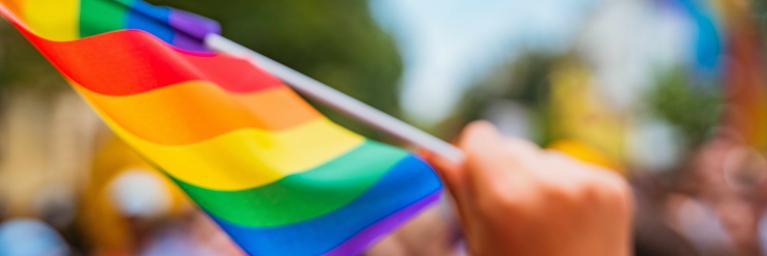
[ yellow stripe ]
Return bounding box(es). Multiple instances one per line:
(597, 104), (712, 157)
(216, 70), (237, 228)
(20, 0), (79, 40)
(109, 115), (364, 191)
(72, 82), (366, 191)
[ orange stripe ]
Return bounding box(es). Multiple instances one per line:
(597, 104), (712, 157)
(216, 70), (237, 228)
(2, 1), (20, 15)
(75, 81), (321, 145)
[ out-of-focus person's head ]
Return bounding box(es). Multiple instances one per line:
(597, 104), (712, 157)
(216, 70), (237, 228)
(0, 218), (70, 256)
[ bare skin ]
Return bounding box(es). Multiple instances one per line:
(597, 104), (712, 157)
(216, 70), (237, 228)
(427, 121), (633, 256)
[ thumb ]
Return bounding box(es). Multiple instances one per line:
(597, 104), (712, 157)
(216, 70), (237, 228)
(458, 121), (508, 187)
(425, 121), (500, 204)
(423, 148), (464, 197)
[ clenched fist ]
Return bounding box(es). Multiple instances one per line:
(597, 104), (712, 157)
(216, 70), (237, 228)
(428, 121), (633, 256)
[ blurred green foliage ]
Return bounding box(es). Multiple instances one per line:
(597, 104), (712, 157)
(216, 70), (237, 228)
(456, 53), (724, 160)
(452, 52), (559, 143)
(0, 25), (65, 93)
(646, 67), (722, 150)
(752, 0), (767, 41)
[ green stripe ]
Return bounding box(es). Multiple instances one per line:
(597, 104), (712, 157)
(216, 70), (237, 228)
(79, 0), (132, 37)
(171, 140), (409, 227)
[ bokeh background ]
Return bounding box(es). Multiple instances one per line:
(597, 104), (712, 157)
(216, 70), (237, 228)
(0, 0), (766, 255)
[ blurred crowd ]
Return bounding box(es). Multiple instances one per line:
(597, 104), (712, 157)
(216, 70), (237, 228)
(444, 0), (767, 255)
(1, 0), (767, 255)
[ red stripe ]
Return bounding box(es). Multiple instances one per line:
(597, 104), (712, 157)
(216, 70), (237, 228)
(17, 26), (282, 96)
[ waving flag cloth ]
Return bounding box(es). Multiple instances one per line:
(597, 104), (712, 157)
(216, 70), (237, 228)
(0, 0), (442, 255)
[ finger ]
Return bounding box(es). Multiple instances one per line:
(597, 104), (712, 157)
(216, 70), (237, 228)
(534, 151), (590, 193)
(424, 144), (479, 229)
(499, 137), (541, 166)
(457, 121), (499, 152)
(458, 121), (519, 188)
(424, 149), (464, 196)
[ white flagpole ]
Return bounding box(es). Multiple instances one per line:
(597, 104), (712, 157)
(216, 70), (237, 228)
(205, 34), (464, 163)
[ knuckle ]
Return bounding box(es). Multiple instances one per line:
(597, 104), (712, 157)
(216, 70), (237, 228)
(540, 181), (579, 205)
(570, 171), (628, 202)
(605, 178), (634, 212)
(602, 175), (631, 200)
(576, 181), (603, 202)
(585, 173), (633, 212)
(543, 150), (570, 163)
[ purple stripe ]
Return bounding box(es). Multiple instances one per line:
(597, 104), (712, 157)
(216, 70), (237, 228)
(171, 34), (208, 52)
(168, 9), (220, 51)
(168, 9), (220, 39)
(324, 191), (442, 256)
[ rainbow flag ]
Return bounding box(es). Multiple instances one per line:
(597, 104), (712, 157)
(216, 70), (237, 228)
(0, 0), (442, 255)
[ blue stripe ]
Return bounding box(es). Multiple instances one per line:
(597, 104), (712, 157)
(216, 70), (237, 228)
(125, 1), (175, 43)
(211, 155), (442, 255)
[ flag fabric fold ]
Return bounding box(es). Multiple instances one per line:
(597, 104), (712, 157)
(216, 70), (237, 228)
(0, 0), (442, 255)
